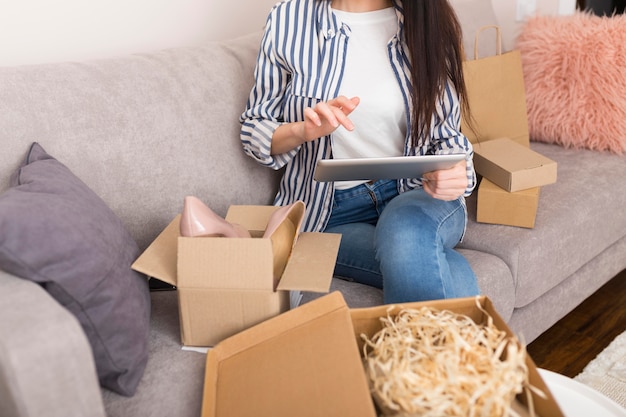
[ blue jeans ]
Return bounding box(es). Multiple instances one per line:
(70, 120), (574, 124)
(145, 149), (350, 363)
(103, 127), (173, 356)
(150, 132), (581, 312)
(324, 180), (479, 304)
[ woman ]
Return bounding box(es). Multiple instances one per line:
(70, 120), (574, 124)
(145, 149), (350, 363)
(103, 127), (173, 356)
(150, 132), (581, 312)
(240, 0), (479, 303)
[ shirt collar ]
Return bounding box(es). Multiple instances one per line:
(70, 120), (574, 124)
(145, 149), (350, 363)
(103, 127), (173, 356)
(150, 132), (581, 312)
(318, 0), (404, 41)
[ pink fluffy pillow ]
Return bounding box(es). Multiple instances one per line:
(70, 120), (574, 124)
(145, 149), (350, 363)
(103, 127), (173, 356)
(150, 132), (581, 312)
(516, 13), (626, 154)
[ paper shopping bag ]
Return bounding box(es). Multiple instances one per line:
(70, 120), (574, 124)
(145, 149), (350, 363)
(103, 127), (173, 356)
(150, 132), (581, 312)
(461, 25), (530, 147)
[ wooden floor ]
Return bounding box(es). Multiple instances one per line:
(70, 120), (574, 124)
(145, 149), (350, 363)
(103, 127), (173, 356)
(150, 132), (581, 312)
(527, 269), (626, 378)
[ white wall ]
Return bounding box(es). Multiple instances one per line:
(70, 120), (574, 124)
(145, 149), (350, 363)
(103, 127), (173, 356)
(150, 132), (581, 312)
(492, 0), (577, 49)
(0, 0), (576, 67)
(0, 0), (277, 66)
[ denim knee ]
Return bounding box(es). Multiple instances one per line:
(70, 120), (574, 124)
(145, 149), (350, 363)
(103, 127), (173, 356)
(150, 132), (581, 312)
(374, 189), (475, 303)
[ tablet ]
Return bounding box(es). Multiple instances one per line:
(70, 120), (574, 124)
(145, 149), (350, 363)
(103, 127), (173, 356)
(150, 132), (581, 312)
(314, 154), (465, 182)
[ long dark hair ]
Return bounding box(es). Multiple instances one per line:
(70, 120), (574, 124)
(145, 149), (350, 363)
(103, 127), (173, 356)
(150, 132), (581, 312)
(403, 0), (470, 146)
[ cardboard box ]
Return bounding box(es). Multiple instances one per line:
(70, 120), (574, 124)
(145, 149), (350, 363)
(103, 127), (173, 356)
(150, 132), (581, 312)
(351, 295), (565, 417)
(202, 291), (377, 417)
(132, 205), (341, 347)
(473, 137), (557, 192)
(477, 178), (541, 228)
(201, 292), (565, 417)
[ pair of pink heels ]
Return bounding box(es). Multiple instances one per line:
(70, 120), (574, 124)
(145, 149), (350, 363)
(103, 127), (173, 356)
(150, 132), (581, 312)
(180, 196), (305, 286)
(179, 196), (305, 240)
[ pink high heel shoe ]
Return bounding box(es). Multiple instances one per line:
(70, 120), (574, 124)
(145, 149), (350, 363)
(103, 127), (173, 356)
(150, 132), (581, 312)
(179, 196), (251, 238)
(263, 201), (306, 286)
(263, 200), (305, 240)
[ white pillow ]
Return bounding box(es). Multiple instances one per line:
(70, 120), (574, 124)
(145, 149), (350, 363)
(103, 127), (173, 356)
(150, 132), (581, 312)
(449, 0), (502, 59)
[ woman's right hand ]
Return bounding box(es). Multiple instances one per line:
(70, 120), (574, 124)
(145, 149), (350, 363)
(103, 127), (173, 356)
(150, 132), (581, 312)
(302, 95), (360, 141)
(271, 96), (360, 155)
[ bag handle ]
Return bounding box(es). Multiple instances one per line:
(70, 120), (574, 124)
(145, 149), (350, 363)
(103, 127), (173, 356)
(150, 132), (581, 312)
(473, 25), (502, 60)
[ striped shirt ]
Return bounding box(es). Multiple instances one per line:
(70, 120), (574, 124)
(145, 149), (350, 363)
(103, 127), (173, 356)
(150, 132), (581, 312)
(240, 0), (476, 232)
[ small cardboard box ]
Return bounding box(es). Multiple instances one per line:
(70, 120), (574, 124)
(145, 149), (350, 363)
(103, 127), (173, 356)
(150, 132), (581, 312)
(477, 178), (541, 228)
(132, 205), (341, 347)
(201, 292), (565, 417)
(473, 137), (557, 193)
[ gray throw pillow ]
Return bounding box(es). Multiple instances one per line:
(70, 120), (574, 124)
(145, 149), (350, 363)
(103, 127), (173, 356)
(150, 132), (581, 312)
(0, 142), (150, 396)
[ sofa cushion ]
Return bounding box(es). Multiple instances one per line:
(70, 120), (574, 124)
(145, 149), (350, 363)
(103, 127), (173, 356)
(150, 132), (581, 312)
(460, 142), (626, 308)
(101, 290), (207, 417)
(0, 31), (280, 252)
(0, 142), (151, 396)
(0, 271), (107, 417)
(516, 13), (626, 154)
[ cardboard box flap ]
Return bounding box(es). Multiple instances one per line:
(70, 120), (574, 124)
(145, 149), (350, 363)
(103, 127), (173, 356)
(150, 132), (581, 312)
(474, 138), (557, 171)
(277, 232), (341, 293)
(225, 205), (278, 236)
(131, 215), (180, 286)
(201, 291), (377, 417)
(350, 296), (565, 417)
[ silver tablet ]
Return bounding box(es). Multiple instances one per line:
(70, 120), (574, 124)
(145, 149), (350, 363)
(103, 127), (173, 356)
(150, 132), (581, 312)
(314, 154), (465, 182)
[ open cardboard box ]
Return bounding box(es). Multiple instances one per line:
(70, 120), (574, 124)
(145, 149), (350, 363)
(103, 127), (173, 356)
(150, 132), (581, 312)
(131, 205), (341, 347)
(201, 292), (565, 417)
(473, 137), (557, 193)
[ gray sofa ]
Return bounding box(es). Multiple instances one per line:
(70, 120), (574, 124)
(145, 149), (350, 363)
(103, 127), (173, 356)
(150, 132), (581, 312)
(1, 3), (626, 417)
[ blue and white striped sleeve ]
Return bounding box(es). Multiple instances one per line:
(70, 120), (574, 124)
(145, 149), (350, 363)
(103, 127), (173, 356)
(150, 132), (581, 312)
(430, 81), (477, 195)
(239, 14), (299, 171)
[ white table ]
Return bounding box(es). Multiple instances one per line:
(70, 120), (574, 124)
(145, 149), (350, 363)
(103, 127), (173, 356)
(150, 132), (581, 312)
(539, 369), (626, 417)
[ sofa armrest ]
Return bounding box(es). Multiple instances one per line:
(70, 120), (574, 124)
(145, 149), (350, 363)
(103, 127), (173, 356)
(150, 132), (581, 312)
(0, 271), (106, 417)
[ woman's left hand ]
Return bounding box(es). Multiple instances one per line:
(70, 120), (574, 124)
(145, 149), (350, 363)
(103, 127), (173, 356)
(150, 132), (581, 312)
(422, 159), (468, 201)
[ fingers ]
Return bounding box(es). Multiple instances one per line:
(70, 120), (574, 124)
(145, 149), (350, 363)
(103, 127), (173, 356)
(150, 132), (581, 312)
(303, 107), (323, 127)
(318, 97), (358, 129)
(331, 96), (360, 115)
(315, 101), (355, 130)
(422, 160), (468, 201)
(302, 96), (359, 140)
(423, 180), (464, 201)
